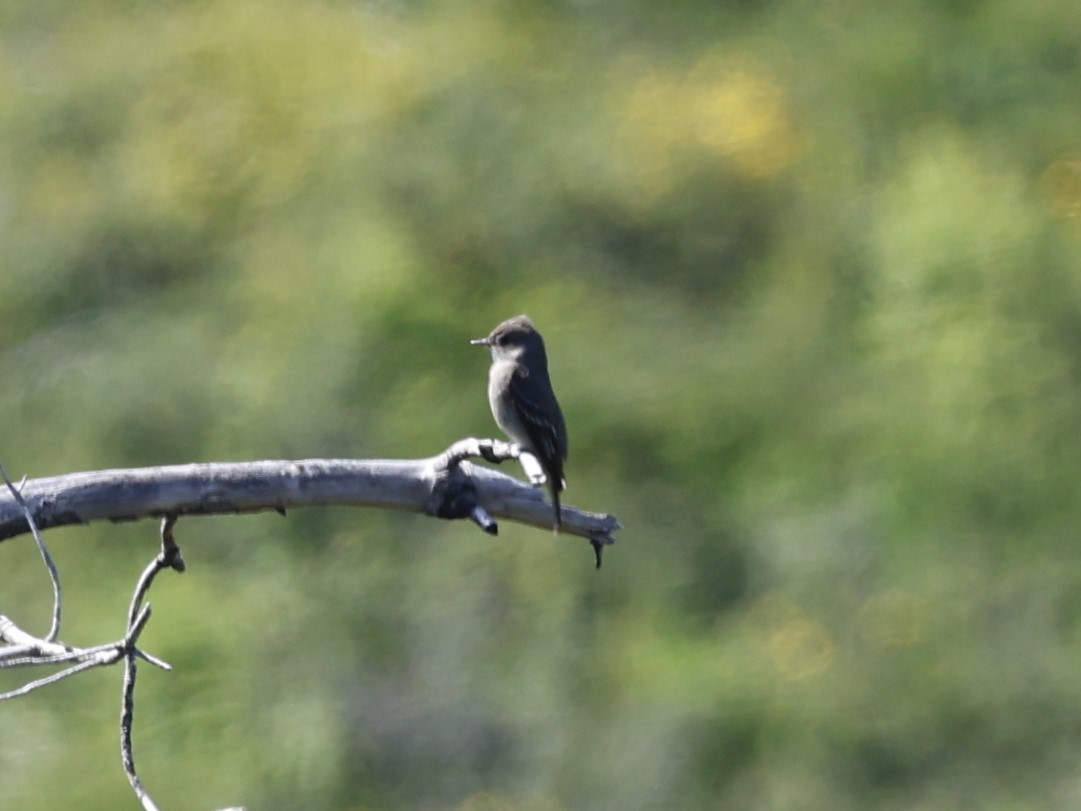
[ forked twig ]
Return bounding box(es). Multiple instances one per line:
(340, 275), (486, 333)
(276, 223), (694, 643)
(0, 507), (179, 810)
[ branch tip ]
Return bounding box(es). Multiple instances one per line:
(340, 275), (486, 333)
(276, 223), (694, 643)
(470, 505), (499, 535)
(590, 539), (604, 570)
(135, 648), (172, 671)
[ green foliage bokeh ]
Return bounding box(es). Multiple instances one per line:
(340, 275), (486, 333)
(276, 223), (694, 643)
(4, 1), (1081, 809)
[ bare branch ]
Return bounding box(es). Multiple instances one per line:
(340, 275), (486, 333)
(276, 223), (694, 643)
(0, 442), (622, 557)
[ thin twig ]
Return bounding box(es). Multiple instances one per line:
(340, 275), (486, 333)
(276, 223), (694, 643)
(0, 649), (94, 667)
(135, 648), (173, 671)
(1, 464), (62, 641)
(121, 590), (161, 811)
(127, 556), (159, 629)
(0, 656), (119, 700)
(121, 631), (158, 811)
(121, 634), (159, 811)
(119, 516), (185, 811)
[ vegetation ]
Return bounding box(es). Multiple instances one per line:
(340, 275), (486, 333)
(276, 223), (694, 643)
(3, 0), (1081, 808)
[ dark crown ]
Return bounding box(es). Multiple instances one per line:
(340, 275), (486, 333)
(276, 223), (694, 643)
(487, 314), (540, 348)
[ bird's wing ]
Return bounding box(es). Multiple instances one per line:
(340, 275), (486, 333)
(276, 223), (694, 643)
(508, 365), (567, 485)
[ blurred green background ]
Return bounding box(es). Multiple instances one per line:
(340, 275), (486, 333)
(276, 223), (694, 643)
(4, 0), (1081, 809)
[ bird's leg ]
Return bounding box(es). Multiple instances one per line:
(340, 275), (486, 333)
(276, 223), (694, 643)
(515, 449), (549, 487)
(472, 438), (546, 486)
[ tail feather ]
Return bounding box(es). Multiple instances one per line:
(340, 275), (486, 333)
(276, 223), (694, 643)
(551, 482), (562, 533)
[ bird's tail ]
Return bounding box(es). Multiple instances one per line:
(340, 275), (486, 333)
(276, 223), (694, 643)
(551, 483), (562, 533)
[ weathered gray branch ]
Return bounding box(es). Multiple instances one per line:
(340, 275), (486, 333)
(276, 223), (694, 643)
(0, 439), (621, 551)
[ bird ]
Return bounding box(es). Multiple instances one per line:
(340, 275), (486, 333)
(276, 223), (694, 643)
(471, 315), (568, 531)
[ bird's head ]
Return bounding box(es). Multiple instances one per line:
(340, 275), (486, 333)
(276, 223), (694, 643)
(470, 314), (545, 362)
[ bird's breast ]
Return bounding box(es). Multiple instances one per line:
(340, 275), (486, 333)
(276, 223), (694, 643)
(488, 361), (531, 448)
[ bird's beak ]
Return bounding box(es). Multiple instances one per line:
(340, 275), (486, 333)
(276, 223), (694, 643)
(470, 337), (490, 346)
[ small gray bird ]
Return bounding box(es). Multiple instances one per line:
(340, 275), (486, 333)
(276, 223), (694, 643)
(471, 315), (568, 530)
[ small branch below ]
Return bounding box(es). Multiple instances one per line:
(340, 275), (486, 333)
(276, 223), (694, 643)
(1, 464), (62, 641)
(120, 517), (187, 811)
(0, 606), (169, 701)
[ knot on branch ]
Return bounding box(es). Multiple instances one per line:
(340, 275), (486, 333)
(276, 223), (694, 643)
(158, 515), (186, 572)
(429, 462), (498, 535)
